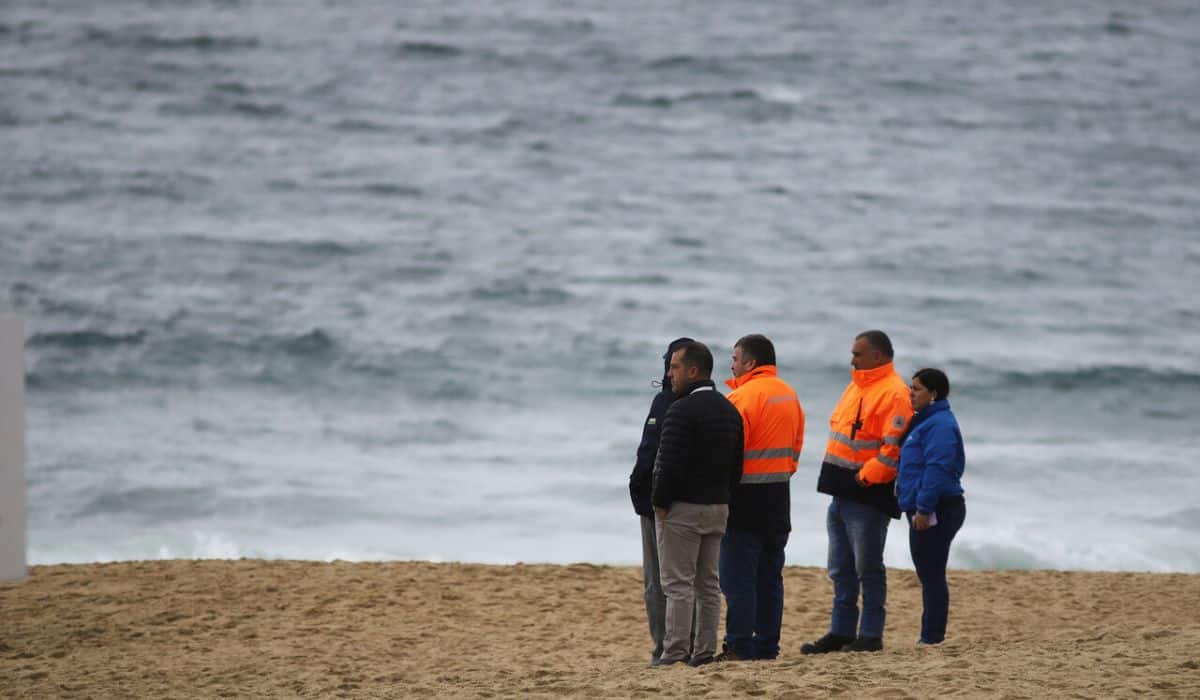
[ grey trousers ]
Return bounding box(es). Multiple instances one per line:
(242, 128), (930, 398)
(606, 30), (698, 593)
(640, 515), (667, 657)
(656, 502), (728, 663)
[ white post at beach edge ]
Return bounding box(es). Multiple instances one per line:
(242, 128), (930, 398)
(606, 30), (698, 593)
(0, 313), (27, 580)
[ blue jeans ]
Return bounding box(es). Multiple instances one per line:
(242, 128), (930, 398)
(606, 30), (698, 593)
(826, 497), (890, 639)
(719, 527), (788, 659)
(908, 497), (966, 644)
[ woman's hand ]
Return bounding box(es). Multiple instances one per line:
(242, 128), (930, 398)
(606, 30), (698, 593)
(912, 512), (933, 531)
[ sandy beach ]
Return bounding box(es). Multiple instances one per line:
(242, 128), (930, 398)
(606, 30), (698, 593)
(2, 560), (1198, 698)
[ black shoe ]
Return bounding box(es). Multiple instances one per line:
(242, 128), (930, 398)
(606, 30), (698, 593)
(800, 633), (853, 655)
(687, 654), (714, 667)
(843, 636), (883, 652)
(712, 649), (750, 663)
(650, 656), (686, 667)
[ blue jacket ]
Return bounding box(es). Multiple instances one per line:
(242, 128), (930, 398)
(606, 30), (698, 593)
(896, 400), (965, 515)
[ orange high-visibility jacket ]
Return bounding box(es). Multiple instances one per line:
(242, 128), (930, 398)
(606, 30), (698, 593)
(725, 366), (805, 484)
(820, 362), (913, 492)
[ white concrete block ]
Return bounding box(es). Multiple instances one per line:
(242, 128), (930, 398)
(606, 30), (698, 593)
(0, 313), (27, 580)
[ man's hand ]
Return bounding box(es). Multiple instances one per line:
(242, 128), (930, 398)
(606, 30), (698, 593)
(654, 507), (668, 520)
(912, 512), (933, 531)
(855, 469), (870, 487)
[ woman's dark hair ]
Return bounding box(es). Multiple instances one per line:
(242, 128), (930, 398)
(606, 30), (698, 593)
(912, 368), (950, 401)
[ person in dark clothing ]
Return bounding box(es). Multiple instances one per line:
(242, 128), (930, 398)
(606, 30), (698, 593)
(650, 341), (744, 667)
(628, 336), (694, 663)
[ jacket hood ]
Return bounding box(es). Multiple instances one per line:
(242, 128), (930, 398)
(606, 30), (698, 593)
(660, 337), (695, 389)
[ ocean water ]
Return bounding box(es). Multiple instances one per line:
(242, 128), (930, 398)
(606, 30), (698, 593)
(2, 1), (1199, 572)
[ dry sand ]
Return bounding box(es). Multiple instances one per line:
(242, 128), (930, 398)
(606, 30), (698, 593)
(2, 560), (1198, 698)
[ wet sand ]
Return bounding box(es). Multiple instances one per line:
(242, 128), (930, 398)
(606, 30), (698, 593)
(3, 560), (1198, 698)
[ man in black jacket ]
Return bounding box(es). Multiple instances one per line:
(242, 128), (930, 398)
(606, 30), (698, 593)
(629, 336), (694, 663)
(650, 340), (744, 667)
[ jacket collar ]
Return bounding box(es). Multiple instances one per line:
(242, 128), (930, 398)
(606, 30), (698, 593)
(851, 361), (896, 388)
(681, 379), (716, 396)
(916, 399), (951, 418)
(904, 398), (951, 440)
(725, 365), (777, 390)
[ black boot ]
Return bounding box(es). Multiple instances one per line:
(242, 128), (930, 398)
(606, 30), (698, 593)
(843, 636), (883, 652)
(800, 633), (854, 654)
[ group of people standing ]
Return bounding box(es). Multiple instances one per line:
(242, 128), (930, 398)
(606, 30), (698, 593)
(628, 330), (966, 667)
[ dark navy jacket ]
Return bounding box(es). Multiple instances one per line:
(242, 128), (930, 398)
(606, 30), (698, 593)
(896, 400), (966, 515)
(629, 338), (693, 516)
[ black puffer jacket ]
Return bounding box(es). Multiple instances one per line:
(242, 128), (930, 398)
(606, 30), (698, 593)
(651, 380), (744, 509)
(629, 337), (694, 516)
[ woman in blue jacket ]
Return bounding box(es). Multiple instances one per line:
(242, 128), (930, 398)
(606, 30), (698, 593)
(896, 368), (965, 645)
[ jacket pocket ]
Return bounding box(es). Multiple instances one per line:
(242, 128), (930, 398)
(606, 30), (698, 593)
(817, 462), (861, 499)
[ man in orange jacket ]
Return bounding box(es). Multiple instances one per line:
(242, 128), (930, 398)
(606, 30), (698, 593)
(801, 330), (912, 654)
(716, 334), (804, 661)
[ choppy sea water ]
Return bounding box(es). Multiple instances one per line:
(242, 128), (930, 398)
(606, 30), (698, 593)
(2, 1), (1199, 572)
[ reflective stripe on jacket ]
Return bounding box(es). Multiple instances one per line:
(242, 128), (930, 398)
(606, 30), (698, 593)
(725, 366), (804, 484)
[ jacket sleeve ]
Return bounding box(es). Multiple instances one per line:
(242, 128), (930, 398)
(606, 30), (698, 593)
(729, 390), (752, 449)
(651, 402), (688, 509)
(915, 418), (963, 514)
(858, 390), (914, 486)
(729, 410), (744, 494)
(629, 393), (670, 515)
(794, 402), (805, 468)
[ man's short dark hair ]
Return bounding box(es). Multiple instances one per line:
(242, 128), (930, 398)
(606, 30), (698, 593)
(735, 334), (776, 367)
(856, 329), (894, 359)
(676, 341), (714, 378)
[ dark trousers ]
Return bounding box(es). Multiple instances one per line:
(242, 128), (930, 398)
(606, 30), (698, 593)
(639, 515), (666, 657)
(719, 527), (789, 659)
(907, 497), (966, 644)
